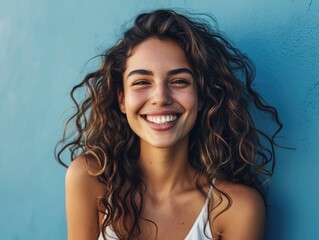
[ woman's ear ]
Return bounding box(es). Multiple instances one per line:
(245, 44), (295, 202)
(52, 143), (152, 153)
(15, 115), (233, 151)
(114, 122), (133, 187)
(117, 90), (126, 113)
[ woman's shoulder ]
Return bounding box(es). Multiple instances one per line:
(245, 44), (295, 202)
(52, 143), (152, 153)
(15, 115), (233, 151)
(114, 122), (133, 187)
(65, 155), (106, 198)
(214, 179), (264, 207)
(210, 180), (265, 239)
(65, 156), (107, 239)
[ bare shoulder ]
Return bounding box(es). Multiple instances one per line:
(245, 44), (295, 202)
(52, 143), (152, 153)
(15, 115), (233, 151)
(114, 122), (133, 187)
(66, 155), (106, 197)
(215, 180), (265, 213)
(211, 180), (265, 240)
(65, 156), (106, 240)
(66, 155), (89, 181)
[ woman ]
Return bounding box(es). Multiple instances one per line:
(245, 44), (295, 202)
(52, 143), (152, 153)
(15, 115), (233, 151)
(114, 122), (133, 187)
(56, 9), (282, 240)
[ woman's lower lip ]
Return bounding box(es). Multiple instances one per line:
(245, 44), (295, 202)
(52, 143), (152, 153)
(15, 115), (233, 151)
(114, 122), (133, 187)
(143, 118), (178, 131)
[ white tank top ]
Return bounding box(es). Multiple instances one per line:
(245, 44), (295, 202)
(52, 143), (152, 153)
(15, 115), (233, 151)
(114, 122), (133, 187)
(98, 188), (213, 240)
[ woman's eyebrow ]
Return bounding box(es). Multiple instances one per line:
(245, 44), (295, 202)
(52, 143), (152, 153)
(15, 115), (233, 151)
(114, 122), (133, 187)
(127, 68), (193, 78)
(127, 69), (153, 78)
(167, 68), (193, 77)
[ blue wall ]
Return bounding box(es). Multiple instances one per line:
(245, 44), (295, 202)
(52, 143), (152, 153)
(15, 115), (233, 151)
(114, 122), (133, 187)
(0, 0), (318, 239)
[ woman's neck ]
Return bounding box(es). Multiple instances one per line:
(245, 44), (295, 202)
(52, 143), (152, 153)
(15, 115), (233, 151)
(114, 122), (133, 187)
(138, 138), (196, 201)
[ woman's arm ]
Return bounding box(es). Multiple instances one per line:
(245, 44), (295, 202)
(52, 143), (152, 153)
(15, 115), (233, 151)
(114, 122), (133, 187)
(65, 156), (104, 240)
(211, 181), (265, 240)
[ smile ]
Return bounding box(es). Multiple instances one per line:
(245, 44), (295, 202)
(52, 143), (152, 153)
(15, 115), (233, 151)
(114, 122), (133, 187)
(144, 115), (178, 125)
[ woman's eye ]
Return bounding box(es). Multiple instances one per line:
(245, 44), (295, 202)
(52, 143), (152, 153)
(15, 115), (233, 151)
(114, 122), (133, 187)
(171, 79), (189, 85)
(132, 80), (149, 86)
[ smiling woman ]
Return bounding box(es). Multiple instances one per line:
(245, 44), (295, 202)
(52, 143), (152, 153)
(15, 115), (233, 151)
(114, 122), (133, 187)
(56, 9), (282, 240)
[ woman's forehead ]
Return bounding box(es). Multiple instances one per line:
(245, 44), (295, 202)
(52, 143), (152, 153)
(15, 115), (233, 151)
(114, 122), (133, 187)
(124, 38), (190, 77)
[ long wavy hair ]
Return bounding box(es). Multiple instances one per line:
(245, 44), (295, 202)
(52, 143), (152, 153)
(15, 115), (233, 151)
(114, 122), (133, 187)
(56, 9), (282, 239)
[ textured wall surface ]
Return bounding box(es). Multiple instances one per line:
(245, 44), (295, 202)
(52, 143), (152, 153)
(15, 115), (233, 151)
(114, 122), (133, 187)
(0, 0), (318, 239)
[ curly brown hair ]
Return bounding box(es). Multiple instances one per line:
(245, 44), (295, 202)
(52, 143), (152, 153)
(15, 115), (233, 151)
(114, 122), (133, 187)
(56, 9), (282, 239)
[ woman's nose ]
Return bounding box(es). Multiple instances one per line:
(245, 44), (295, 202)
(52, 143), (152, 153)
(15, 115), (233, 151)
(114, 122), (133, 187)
(150, 83), (173, 106)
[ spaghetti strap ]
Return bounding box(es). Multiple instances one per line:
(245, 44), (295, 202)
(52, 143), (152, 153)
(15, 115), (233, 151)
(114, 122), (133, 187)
(184, 185), (213, 239)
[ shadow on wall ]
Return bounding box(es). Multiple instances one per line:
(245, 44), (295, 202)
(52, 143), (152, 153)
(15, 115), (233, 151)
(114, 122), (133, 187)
(264, 190), (290, 240)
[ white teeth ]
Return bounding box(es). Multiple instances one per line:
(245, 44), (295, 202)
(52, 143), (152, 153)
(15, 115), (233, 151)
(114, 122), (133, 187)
(146, 115), (177, 124)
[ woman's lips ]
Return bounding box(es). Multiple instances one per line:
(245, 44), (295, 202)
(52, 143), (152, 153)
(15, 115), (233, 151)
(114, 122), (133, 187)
(145, 114), (178, 124)
(141, 113), (181, 131)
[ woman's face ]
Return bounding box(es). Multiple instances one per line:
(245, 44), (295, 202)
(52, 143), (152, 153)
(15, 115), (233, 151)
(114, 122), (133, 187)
(119, 37), (200, 149)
